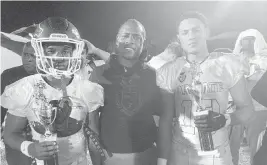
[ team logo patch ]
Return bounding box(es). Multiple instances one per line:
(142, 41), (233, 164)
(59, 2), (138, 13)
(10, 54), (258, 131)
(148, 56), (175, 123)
(179, 71), (186, 82)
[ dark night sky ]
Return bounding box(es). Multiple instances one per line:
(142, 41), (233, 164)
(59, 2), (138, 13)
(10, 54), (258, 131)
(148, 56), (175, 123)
(1, 1), (267, 54)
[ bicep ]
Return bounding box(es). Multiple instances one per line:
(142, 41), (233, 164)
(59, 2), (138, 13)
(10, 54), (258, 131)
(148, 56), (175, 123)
(4, 113), (28, 135)
(230, 76), (253, 110)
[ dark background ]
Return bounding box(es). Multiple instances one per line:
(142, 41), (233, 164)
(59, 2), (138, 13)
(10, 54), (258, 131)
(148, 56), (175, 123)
(1, 1), (267, 55)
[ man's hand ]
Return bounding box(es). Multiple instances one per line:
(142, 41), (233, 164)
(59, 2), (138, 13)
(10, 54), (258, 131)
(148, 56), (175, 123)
(83, 39), (97, 55)
(28, 141), (58, 160)
(194, 111), (226, 132)
(83, 39), (111, 62)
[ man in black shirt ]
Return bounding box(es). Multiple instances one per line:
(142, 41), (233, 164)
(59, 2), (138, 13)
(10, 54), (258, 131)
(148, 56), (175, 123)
(90, 19), (173, 165)
(1, 42), (36, 165)
(1, 42), (36, 123)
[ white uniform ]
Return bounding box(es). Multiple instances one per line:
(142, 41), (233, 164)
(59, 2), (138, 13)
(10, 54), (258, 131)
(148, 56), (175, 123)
(230, 29), (267, 165)
(157, 52), (248, 165)
(1, 74), (104, 165)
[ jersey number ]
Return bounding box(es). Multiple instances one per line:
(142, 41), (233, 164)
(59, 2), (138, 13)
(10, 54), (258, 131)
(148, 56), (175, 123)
(179, 99), (220, 135)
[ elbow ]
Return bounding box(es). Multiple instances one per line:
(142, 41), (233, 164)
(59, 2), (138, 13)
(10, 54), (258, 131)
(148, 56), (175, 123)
(242, 104), (256, 124)
(3, 131), (12, 146)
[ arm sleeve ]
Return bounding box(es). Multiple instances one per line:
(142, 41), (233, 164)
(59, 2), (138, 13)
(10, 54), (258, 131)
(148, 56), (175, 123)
(81, 80), (104, 113)
(1, 77), (33, 117)
(156, 57), (186, 93)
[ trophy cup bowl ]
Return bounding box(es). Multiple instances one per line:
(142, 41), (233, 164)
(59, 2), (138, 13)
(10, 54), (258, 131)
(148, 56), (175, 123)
(33, 104), (57, 141)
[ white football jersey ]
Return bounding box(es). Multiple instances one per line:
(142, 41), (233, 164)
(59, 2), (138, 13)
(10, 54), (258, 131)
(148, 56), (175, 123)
(157, 52), (248, 150)
(1, 74), (103, 164)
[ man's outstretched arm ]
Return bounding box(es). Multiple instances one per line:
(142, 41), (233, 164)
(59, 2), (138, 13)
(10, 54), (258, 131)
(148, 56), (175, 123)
(157, 89), (174, 165)
(230, 76), (255, 125)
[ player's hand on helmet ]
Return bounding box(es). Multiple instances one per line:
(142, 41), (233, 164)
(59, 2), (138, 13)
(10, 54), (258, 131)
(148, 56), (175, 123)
(194, 111), (226, 132)
(83, 39), (97, 55)
(28, 141), (58, 160)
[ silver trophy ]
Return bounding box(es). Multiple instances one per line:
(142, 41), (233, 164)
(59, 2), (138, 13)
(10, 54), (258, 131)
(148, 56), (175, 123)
(33, 103), (59, 165)
(33, 103), (57, 141)
(189, 62), (218, 156)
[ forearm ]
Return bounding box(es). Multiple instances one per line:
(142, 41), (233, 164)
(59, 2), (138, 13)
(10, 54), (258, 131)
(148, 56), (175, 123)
(157, 117), (172, 161)
(230, 104), (255, 126)
(88, 139), (102, 165)
(87, 110), (102, 165)
(95, 48), (111, 62)
(3, 131), (27, 151)
(1, 35), (24, 55)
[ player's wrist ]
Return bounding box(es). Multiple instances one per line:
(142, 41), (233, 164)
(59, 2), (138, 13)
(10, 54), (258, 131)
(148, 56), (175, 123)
(157, 158), (167, 165)
(20, 141), (34, 158)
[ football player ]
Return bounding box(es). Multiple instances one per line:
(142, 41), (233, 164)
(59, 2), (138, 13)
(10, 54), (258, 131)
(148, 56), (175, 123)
(230, 29), (267, 165)
(2, 17), (104, 165)
(156, 11), (255, 165)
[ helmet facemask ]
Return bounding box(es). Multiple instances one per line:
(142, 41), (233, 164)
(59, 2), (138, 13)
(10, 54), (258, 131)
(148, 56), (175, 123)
(31, 34), (84, 79)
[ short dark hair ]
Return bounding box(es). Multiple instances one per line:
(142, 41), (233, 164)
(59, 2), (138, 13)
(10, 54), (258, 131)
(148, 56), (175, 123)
(176, 11), (208, 32)
(22, 42), (33, 53)
(117, 19), (146, 41)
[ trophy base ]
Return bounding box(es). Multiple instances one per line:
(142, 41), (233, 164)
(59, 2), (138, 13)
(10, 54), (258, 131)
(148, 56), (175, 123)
(197, 149), (219, 156)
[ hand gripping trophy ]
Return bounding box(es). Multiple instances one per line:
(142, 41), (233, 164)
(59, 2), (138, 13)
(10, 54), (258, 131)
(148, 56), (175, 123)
(32, 82), (59, 165)
(188, 61), (219, 156)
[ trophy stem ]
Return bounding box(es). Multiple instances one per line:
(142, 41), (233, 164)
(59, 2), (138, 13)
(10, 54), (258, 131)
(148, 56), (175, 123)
(44, 129), (52, 138)
(194, 110), (216, 154)
(42, 133), (58, 165)
(44, 153), (59, 165)
(198, 131), (214, 151)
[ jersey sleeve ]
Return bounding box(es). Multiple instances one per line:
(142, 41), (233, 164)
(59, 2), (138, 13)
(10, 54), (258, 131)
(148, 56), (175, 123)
(1, 77), (34, 117)
(250, 55), (267, 71)
(80, 80), (104, 113)
(219, 53), (250, 89)
(156, 57), (186, 93)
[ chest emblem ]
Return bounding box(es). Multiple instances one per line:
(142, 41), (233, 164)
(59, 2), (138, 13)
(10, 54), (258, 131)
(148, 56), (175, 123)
(179, 71), (187, 83)
(116, 76), (142, 116)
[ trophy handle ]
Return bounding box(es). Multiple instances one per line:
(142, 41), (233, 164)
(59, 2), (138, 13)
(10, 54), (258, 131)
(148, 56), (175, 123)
(44, 107), (57, 138)
(33, 107), (58, 138)
(50, 107), (57, 127)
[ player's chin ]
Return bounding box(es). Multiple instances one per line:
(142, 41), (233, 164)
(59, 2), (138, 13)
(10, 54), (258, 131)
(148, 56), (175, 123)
(187, 49), (200, 55)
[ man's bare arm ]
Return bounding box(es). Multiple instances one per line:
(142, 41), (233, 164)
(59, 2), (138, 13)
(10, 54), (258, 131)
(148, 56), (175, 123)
(157, 89), (174, 164)
(229, 76), (255, 125)
(87, 110), (102, 165)
(3, 113), (28, 150)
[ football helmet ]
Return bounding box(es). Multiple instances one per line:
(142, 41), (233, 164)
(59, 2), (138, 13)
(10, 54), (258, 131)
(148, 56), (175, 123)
(30, 17), (84, 78)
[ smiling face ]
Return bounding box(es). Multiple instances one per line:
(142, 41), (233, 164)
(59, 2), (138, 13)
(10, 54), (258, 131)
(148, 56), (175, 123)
(177, 18), (209, 55)
(116, 20), (145, 60)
